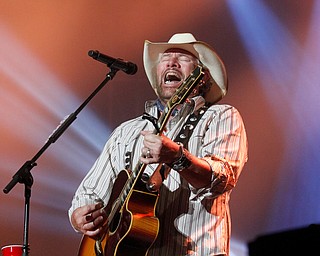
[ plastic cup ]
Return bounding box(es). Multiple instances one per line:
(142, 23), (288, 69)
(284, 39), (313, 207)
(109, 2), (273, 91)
(1, 245), (23, 256)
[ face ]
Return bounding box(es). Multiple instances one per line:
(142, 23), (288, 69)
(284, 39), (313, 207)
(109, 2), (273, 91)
(156, 49), (198, 103)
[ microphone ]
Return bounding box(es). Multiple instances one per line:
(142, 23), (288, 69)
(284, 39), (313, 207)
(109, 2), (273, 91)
(88, 50), (138, 75)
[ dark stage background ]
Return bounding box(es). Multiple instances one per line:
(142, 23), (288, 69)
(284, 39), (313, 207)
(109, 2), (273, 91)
(1, 1), (319, 255)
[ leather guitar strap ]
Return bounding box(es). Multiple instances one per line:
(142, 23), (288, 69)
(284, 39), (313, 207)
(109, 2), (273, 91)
(174, 106), (208, 148)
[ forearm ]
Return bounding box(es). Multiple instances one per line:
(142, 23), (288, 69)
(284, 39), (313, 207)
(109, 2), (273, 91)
(174, 149), (213, 189)
(171, 149), (239, 199)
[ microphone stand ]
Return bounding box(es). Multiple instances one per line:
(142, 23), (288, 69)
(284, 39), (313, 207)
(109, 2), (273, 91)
(3, 67), (120, 256)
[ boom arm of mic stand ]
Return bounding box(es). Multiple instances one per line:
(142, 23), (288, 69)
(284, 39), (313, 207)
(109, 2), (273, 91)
(3, 68), (119, 194)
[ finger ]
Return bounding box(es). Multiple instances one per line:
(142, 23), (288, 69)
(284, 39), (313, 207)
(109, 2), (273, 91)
(85, 212), (93, 222)
(85, 226), (104, 238)
(143, 148), (152, 158)
(85, 201), (104, 220)
(146, 148), (152, 158)
(82, 201), (103, 214)
(94, 201), (104, 209)
(141, 147), (152, 158)
(82, 219), (96, 232)
(83, 201), (104, 223)
(141, 131), (159, 145)
(140, 130), (152, 136)
(85, 215), (105, 232)
(140, 155), (154, 164)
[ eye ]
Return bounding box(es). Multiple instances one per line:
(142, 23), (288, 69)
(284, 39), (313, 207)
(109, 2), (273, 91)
(159, 54), (171, 62)
(178, 55), (193, 62)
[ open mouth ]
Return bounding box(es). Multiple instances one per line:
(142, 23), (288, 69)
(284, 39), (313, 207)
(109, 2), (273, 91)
(164, 71), (182, 85)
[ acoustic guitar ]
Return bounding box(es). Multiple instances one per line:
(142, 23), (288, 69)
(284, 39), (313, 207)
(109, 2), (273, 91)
(77, 65), (204, 256)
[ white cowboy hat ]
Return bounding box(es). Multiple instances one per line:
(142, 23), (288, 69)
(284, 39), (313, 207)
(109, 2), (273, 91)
(143, 33), (228, 104)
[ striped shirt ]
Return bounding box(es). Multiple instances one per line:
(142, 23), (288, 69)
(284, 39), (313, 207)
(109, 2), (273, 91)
(69, 96), (248, 256)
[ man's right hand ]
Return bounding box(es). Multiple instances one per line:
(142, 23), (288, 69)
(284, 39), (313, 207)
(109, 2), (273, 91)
(70, 202), (107, 239)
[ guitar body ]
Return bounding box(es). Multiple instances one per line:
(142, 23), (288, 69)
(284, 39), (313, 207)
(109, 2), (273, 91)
(104, 189), (159, 255)
(78, 235), (107, 256)
(78, 170), (159, 256)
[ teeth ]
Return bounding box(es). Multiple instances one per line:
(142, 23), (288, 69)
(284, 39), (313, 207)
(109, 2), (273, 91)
(164, 71), (181, 84)
(165, 79), (178, 84)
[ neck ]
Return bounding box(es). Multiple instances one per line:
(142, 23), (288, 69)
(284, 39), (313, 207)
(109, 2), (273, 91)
(156, 99), (181, 116)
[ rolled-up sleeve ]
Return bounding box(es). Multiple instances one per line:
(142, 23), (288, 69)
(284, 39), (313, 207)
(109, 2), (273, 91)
(189, 105), (248, 200)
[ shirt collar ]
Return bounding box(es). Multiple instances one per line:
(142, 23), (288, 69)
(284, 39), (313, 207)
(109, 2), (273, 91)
(145, 96), (206, 117)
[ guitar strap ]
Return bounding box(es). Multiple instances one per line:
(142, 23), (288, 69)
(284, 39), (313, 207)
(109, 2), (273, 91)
(174, 105), (208, 148)
(147, 105), (208, 190)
